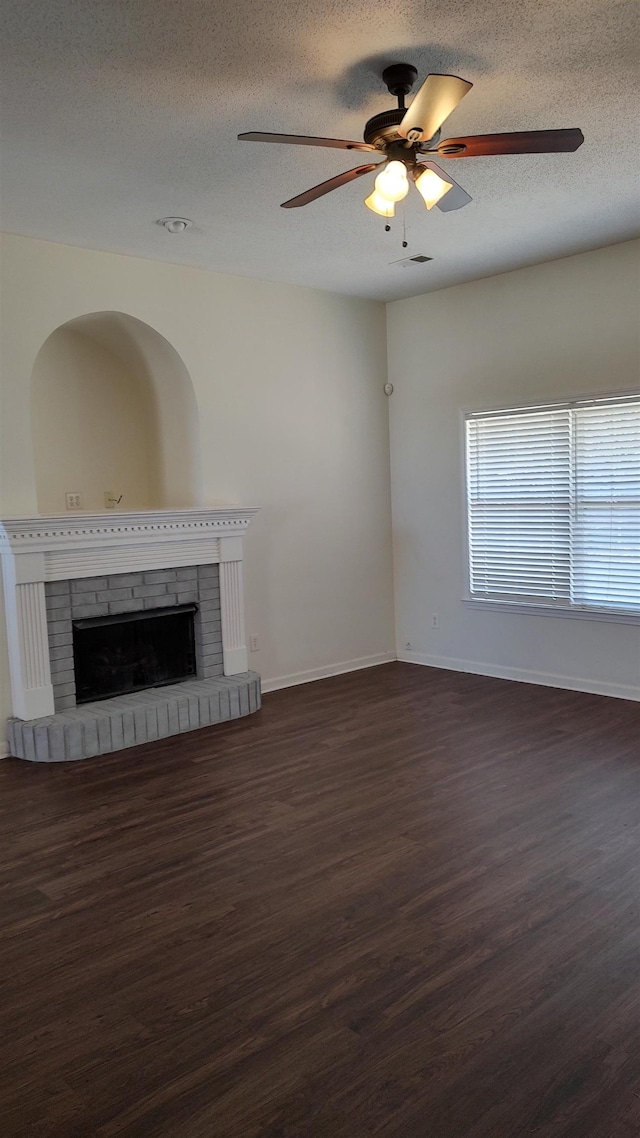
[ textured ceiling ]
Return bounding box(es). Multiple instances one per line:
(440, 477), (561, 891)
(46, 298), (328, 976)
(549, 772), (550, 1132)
(1, 0), (638, 301)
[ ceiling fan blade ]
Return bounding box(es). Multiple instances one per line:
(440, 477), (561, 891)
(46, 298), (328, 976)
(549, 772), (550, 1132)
(418, 159), (472, 212)
(238, 131), (376, 152)
(437, 128), (584, 157)
(398, 74), (472, 143)
(281, 164), (380, 208)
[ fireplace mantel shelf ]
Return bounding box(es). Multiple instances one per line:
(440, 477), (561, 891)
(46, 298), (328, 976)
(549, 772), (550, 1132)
(0, 507), (260, 553)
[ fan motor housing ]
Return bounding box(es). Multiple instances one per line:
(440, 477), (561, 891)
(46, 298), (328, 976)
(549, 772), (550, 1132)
(363, 108), (408, 148)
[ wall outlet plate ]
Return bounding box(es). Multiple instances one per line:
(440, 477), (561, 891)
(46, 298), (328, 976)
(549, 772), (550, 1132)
(65, 492), (82, 510)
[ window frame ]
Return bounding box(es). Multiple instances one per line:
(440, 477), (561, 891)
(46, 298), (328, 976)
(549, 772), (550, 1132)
(460, 391), (640, 627)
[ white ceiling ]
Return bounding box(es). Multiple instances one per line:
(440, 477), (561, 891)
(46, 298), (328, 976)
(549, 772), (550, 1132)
(1, 0), (638, 302)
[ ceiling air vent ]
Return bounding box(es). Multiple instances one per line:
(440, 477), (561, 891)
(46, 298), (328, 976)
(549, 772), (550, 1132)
(390, 254), (433, 268)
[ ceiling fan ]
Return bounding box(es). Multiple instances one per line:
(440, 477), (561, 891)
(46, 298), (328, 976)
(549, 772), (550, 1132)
(238, 64), (584, 215)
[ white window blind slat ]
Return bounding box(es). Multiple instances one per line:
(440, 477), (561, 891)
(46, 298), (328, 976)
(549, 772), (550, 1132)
(465, 397), (640, 614)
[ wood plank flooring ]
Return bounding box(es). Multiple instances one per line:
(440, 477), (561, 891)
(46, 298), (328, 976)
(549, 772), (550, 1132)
(0, 662), (639, 1137)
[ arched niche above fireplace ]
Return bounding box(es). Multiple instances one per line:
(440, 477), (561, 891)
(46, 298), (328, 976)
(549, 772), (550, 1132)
(30, 311), (202, 514)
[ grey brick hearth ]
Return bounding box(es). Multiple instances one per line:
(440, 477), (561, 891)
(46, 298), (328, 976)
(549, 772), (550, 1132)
(8, 672), (261, 762)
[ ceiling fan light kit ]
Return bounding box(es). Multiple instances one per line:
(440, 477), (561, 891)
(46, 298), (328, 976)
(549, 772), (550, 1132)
(413, 165), (453, 210)
(238, 62), (584, 219)
(364, 190), (396, 217)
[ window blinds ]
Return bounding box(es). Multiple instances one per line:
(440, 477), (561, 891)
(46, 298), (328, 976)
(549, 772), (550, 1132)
(572, 399), (640, 610)
(465, 396), (640, 613)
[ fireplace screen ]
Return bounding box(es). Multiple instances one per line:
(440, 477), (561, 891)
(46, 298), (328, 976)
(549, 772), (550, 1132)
(73, 603), (197, 703)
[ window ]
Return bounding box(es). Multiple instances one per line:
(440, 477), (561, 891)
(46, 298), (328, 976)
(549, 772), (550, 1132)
(465, 395), (640, 615)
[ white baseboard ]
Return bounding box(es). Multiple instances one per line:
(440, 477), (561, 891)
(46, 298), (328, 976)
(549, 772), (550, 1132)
(396, 650), (640, 702)
(0, 740), (10, 759)
(261, 651), (397, 694)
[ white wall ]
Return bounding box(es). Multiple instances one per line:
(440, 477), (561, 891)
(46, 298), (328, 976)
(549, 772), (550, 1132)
(0, 233), (396, 746)
(388, 241), (640, 700)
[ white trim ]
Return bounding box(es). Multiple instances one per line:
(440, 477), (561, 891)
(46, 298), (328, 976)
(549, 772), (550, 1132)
(397, 650), (640, 702)
(463, 598), (640, 625)
(261, 652), (397, 693)
(461, 387), (640, 418)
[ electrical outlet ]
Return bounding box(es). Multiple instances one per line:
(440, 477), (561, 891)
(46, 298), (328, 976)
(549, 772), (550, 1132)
(249, 635), (260, 652)
(65, 492), (82, 510)
(431, 613), (440, 629)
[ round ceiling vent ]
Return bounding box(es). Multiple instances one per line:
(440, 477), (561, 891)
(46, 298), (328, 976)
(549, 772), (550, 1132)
(156, 217), (193, 234)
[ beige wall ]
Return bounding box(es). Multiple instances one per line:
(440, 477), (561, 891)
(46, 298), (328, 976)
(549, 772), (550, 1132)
(387, 240), (640, 699)
(0, 233), (395, 745)
(32, 326), (157, 513)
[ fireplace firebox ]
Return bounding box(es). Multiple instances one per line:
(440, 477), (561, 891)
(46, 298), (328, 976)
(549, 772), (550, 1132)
(73, 603), (197, 703)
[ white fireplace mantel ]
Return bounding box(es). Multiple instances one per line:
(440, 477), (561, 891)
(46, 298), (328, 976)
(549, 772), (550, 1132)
(0, 507), (259, 721)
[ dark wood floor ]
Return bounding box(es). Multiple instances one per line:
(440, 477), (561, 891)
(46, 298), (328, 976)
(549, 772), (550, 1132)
(1, 663), (639, 1138)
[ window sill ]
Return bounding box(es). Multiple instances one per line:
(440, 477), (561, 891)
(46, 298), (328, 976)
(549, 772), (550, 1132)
(463, 598), (640, 626)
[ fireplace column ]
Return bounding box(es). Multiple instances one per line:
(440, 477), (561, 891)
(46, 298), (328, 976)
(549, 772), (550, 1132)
(2, 550), (55, 719)
(219, 536), (248, 675)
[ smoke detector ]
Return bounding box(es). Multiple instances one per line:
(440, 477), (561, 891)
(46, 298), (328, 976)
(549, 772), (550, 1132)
(157, 217), (193, 234)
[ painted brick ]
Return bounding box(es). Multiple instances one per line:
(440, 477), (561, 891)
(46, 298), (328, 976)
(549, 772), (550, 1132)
(8, 674), (261, 761)
(108, 573), (143, 589)
(64, 722), (84, 761)
(218, 688), (231, 721)
(49, 645), (74, 661)
(175, 590), (197, 604)
(49, 631), (73, 648)
(177, 698), (190, 732)
(144, 569), (177, 584)
(109, 599), (142, 615)
(176, 566), (198, 581)
(83, 719), (100, 758)
(48, 620), (73, 638)
(71, 592), (98, 606)
(145, 706), (159, 742)
(46, 581), (71, 597)
(133, 583), (168, 598)
(55, 681), (76, 698)
(145, 595), (176, 610)
(156, 703), (170, 738)
(133, 707), (148, 744)
(48, 723), (67, 762)
(187, 698), (200, 731)
(198, 586), (220, 601)
(47, 594), (72, 610)
(72, 577), (109, 593)
(73, 603), (109, 619)
(110, 714), (124, 751)
(167, 700), (180, 735)
(121, 711), (135, 749)
(166, 579), (197, 595)
(50, 667), (75, 686)
(248, 681), (258, 713)
(56, 695), (76, 711)
(97, 588), (132, 603)
(34, 724), (51, 762)
(238, 685), (250, 716)
(197, 564), (218, 580)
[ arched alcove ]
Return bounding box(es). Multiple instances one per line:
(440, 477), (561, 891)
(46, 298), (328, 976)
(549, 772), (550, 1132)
(30, 312), (201, 513)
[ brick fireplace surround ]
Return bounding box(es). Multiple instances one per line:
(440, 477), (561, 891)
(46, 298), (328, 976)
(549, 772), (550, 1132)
(0, 508), (261, 761)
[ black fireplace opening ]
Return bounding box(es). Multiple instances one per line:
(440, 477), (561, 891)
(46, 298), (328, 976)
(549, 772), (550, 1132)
(73, 604), (197, 703)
